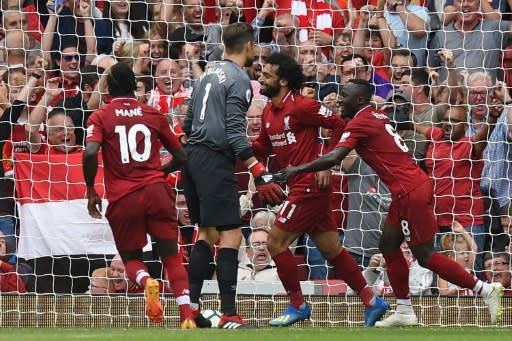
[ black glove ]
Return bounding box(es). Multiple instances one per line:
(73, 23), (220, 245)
(254, 172), (287, 206)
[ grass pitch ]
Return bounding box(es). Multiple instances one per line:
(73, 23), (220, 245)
(0, 328), (509, 341)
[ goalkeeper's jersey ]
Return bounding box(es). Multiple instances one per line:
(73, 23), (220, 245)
(184, 60), (253, 160)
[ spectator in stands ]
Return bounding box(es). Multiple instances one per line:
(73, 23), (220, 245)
(438, 221), (478, 296)
(480, 81), (512, 253)
(45, 38), (84, 105)
(110, 254), (143, 293)
(41, 0), (111, 57)
(102, 0), (149, 43)
(398, 68), (448, 166)
(428, 0), (512, 83)
(135, 74), (153, 105)
(360, 242), (433, 296)
(383, 0), (430, 66)
(0, 230), (26, 293)
(238, 213), (280, 281)
(483, 252), (512, 295)
(332, 32), (353, 67)
(342, 153), (390, 268)
(389, 48), (416, 87)
(1, 30), (32, 68)
(252, 4), (300, 57)
(54, 65), (103, 146)
(466, 72), (494, 136)
(353, 1), (396, 81)
(87, 267), (115, 294)
(415, 102), (503, 273)
(174, 0), (223, 61)
(147, 59), (191, 116)
(25, 77), (80, 154)
(340, 54), (392, 102)
(146, 23), (168, 69)
(115, 40), (151, 75)
(247, 44), (271, 81)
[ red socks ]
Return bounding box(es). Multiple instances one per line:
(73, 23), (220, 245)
(123, 259), (149, 288)
(426, 252), (478, 290)
(328, 249), (375, 307)
(162, 255), (193, 320)
(383, 250), (410, 300)
(273, 249), (304, 308)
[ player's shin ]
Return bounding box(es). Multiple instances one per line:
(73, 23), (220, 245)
(162, 254), (194, 321)
(273, 249), (304, 308)
(328, 249), (375, 307)
(216, 248), (239, 316)
(188, 240), (215, 309)
(383, 250), (411, 301)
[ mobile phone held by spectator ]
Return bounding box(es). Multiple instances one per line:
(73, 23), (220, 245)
(48, 0), (65, 13)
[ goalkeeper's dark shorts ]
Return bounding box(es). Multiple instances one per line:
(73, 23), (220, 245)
(182, 144), (242, 230)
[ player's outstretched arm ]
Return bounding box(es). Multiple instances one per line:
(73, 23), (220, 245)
(83, 141), (103, 219)
(282, 147), (351, 180)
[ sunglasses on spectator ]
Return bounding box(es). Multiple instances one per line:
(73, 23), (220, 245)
(62, 55), (80, 62)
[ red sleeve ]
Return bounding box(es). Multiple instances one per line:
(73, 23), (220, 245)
(427, 127), (443, 141)
(86, 110), (104, 144)
(203, 0), (218, 23)
(0, 262), (26, 293)
(157, 115), (182, 153)
(243, 0), (260, 24)
(335, 116), (367, 150)
(297, 98), (343, 132)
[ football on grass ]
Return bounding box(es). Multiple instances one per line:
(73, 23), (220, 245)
(202, 309), (222, 328)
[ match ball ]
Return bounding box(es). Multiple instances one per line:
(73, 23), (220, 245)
(201, 309), (222, 328)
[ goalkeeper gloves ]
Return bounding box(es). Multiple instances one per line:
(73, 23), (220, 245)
(249, 162), (286, 206)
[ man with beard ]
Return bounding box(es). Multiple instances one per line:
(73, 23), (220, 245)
(254, 52), (389, 327)
(182, 22), (284, 329)
(282, 79), (504, 327)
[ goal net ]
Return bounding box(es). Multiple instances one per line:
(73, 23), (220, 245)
(0, 0), (510, 328)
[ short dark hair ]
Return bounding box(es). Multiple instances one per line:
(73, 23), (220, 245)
(391, 49), (418, 67)
(223, 22), (254, 54)
(342, 54), (369, 68)
(135, 74), (154, 93)
(47, 107), (67, 121)
(107, 63), (137, 97)
(80, 65), (103, 91)
(348, 79), (373, 101)
(266, 52), (305, 91)
(411, 68), (431, 97)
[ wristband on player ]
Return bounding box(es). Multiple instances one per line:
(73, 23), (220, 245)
(248, 161), (266, 177)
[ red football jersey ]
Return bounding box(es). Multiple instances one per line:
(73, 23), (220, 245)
(86, 97), (182, 203)
(336, 105), (428, 197)
(424, 127), (484, 227)
(253, 92), (345, 192)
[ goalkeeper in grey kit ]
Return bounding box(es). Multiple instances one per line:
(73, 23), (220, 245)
(181, 22), (285, 329)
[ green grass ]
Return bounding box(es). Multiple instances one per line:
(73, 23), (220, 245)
(0, 328), (509, 341)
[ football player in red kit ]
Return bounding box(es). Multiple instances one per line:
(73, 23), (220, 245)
(283, 79), (503, 327)
(82, 63), (196, 329)
(254, 53), (389, 327)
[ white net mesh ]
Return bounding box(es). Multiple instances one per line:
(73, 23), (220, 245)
(0, 0), (510, 328)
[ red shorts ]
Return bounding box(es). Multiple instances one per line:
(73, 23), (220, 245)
(274, 191), (336, 235)
(386, 181), (438, 247)
(106, 182), (178, 252)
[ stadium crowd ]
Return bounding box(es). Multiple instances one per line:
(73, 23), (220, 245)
(0, 0), (511, 306)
